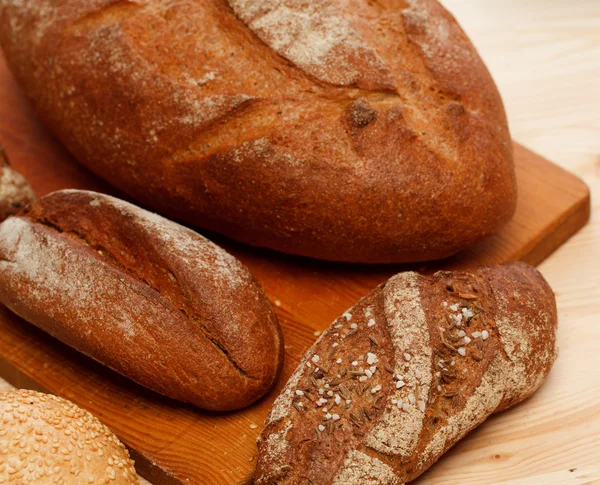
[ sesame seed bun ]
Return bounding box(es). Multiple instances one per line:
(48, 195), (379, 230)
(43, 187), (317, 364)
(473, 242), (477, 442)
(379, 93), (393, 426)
(0, 389), (139, 484)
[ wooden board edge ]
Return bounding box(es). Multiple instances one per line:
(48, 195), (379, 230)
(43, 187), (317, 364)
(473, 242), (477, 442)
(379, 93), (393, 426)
(514, 144), (592, 266)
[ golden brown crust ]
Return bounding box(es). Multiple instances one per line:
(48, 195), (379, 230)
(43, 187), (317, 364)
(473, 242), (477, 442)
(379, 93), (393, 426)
(0, 389), (139, 485)
(255, 262), (557, 484)
(0, 0), (516, 263)
(0, 189), (283, 411)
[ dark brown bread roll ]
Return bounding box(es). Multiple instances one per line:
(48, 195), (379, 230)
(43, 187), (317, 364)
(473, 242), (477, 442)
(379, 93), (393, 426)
(0, 389), (139, 484)
(0, 189), (283, 411)
(256, 262), (557, 484)
(0, 0), (516, 263)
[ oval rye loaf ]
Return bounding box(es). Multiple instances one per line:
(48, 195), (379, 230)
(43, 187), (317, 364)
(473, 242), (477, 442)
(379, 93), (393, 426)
(0, 189), (283, 411)
(0, 0), (516, 263)
(256, 262), (557, 484)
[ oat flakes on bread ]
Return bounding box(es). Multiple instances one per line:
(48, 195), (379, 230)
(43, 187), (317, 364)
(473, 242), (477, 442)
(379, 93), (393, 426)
(0, 0), (516, 263)
(0, 389), (139, 485)
(256, 262), (557, 484)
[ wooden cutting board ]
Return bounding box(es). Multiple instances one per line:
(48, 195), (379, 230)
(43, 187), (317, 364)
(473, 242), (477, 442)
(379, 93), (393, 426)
(0, 53), (591, 485)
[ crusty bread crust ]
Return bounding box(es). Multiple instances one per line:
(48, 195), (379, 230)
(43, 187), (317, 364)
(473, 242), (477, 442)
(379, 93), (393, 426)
(255, 262), (557, 484)
(0, 0), (516, 262)
(0, 190), (283, 411)
(0, 389), (139, 484)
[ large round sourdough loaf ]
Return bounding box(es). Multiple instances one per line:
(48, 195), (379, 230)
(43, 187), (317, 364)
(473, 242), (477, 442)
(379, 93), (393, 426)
(256, 262), (557, 484)
(0, 0), (516, 263)
(0, 190), (283, 411)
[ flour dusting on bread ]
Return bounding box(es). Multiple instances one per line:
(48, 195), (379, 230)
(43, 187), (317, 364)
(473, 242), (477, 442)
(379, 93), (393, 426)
(332, 450), (399, 485)
(227, 0), (395, 88)
(365, 272), (431, 456)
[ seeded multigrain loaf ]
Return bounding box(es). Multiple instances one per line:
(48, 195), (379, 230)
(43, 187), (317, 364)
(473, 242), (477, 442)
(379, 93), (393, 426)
(0, 389), (139, 484)
(0, 190), (283, 411)
(0, 0), (516, 263)
(256, 262), (557, 484)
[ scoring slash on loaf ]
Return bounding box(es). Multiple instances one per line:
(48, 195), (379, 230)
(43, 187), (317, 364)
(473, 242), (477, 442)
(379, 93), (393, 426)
(0, 189), (283, 411)
(0, 0), (516, 263)
(0, 389), (139, 484)
(256, 262), (557, 484)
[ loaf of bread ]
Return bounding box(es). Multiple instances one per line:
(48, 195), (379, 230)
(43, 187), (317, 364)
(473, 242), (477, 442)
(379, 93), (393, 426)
(0, 389), (139, 484)
(0, 148), (35, 222)
(0, 0), (516, 263)
(0, 189), (283, 411)
(256, 262), (557, 484)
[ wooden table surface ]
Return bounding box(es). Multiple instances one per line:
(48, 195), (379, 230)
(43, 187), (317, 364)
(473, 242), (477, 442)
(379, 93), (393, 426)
(1, 0), (599, 483)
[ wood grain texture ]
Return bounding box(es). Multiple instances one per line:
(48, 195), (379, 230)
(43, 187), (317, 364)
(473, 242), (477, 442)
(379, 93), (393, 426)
(0, 0), (599, 482)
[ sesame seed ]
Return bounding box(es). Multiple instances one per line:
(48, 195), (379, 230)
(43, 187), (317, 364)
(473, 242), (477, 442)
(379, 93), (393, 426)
(359, 376), (368, 382)
(323, 407), (328, 413)
(312, 355), (320, 363)
(371, 385), (382, 393)
(318, 425), (325, 432)
(314, 330), (322, 337)
(365, 309), (372, 317)
(336, 358), (342, 364)
(334, 395), (341, 405)
(350, 323), (358, 329)
(297, 401), (303, 407)
(332, 342), (339, 348)
(472, 331), (482, 338)
(343, 312), (352, 320)
(332, 414), (340, 421)
(415, 369), (422, 379)
(418, 401), (426, 413)
(351, 361), (358, 367)
(458, 347), (466, 357)
(442, 301), (448, 307)
(325, 384), (330, 389)
(391, 399), (398, 404)
(325, 413), (332, 420)
(437, 385), (442, 392)
(369, 366), (377, 374)
(450, 303), (459, 311)
(402, 403), (410, 411)
(396, 380), (405, 389)
(346, 399), (352, 404)
(482, 330), (490, 340)
(451, 360), (455, 366)
(404, 353), (411, 361)
(464, 337), (472, 344)
(397, 399), (403, 409)
(458, 330), (466, 337)
(318, 388), (324, 395)
(367, 319), (375, 327)
(249, 424), (258, 429)
(408, 393), (416, 404)
(306, 362), (312, 368)
(295, 390), (304, 396)
(327, 391), (333, 397)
